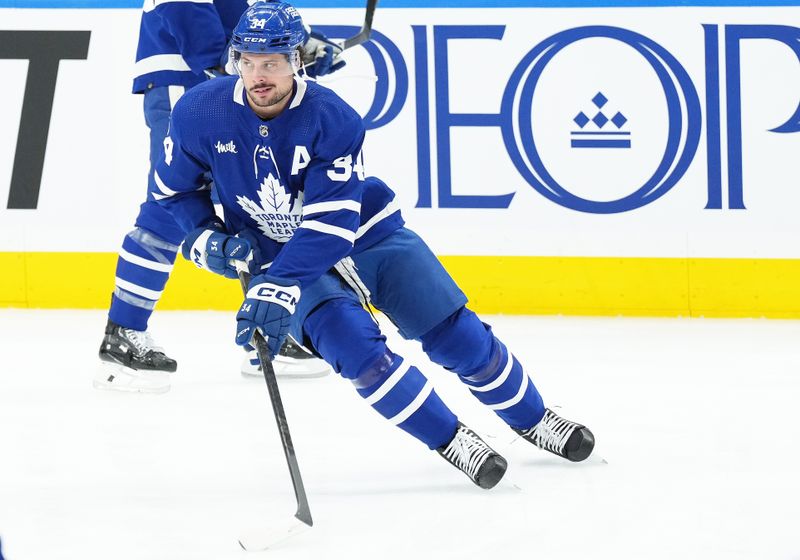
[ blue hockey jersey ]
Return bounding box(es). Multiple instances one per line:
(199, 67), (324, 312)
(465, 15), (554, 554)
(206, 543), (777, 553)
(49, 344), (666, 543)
(132, 0), (249, 93)
(153, 77), (405, 289)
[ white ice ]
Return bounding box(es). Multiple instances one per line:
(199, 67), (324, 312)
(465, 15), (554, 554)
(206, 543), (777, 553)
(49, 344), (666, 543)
(1, 310), (799, 560)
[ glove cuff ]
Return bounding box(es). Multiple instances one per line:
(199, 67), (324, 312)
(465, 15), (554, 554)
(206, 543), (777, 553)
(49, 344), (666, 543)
(246, 277), (301, 314)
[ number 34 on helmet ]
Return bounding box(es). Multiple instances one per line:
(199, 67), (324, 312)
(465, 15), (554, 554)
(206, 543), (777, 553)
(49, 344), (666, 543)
(230, 1), (309, 77)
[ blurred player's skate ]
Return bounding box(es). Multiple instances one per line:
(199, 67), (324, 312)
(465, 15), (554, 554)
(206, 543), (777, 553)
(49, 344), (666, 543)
(241, 336), (330, 379)
(515, 408), (595, 462)
(95, 319), (176, 394)
(437, 422), (507, 489)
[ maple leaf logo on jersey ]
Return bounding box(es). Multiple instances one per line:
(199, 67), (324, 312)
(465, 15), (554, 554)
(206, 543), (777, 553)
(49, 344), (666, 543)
(236, 173), (303, 242)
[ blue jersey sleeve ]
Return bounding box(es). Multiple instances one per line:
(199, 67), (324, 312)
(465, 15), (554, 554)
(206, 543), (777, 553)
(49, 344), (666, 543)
(267, 104), (367, 288)
(153, 2), (227, 72)
(152, 96), (217, 233)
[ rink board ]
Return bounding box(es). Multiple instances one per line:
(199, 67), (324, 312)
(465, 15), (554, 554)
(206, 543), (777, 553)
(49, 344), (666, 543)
(2, 252), (800, 318)
(1, 1), (800, 316)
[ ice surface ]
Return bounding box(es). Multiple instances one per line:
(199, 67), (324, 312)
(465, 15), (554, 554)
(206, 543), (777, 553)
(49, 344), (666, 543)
(1, 310), (799, 560)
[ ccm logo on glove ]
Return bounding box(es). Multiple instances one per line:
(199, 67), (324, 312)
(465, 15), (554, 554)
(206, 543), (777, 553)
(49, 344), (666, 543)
(245, 283), (301, 313)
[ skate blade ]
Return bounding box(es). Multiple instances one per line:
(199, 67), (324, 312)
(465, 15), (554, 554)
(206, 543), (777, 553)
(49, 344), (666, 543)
(94, 362), (171, 394)
(241, 366), (331, 379)
(238, 518), (311, 551)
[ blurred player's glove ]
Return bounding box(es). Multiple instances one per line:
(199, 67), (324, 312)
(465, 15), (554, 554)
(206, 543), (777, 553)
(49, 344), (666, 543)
(203, 66), (227, 79)
(182, 221), (251, 279)
(303, 29), (346, 78)
(235, 275), (301, 360)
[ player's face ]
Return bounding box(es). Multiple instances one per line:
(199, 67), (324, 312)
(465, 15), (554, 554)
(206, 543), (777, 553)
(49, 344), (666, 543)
(238, 52), (297, 118)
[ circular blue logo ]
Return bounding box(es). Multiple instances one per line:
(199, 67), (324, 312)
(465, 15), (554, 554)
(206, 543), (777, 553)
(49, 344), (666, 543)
(501, 26), (702, 214)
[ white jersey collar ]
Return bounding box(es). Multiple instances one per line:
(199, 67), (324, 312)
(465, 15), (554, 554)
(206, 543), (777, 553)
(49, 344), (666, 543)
(233, 76), (306, 110)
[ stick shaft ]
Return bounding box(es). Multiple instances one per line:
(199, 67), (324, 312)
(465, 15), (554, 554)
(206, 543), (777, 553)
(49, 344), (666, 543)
(238, 270), (313, 527)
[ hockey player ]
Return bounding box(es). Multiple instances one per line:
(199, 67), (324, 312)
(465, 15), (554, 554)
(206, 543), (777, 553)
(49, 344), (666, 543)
(96, 0), (346, 393)
(154, 1), (595, 488)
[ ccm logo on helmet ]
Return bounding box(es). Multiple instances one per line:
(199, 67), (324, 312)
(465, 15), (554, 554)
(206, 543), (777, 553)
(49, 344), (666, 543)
(244, 37), (268, 43)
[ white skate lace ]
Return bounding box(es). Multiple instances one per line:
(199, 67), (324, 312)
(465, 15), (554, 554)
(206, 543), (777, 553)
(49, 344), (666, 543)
(520, 409), (577, 455)
(122, 328), (164, 356)
(440, 425), (493, 482)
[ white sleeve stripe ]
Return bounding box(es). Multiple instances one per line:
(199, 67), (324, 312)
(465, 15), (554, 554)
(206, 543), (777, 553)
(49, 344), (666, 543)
(468, 353), (515, 393)
(152, 193), (169, 201)
(134, 54), (192, 74)
(356, 199), (400, 240)
(119, 249), (174, 273)
(299, 220), (355, 244)
(143, 0), (213, 13)
(487, 374), (530, 411)
(303, 200), (361, 216)
(114, 277), (163, 301)
(362, 361), (411, 406)
(153, 171), (178, 197)
(389, 382), (433, 426)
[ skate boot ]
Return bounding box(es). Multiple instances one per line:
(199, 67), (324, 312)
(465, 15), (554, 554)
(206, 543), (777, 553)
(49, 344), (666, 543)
(437, 422), (507, 489)
(241, 336), (330, 379)
(95, 319), (177, 394)
(515, 408), (595, 462)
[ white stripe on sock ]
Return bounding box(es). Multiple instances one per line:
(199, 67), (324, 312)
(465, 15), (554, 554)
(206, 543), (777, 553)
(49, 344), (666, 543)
(119, 249), (174, 273)
(114, 277), (163, 301)
(487, 374), (530, 411)
(468, 353), (515, 393)
(388, 381), (433, 426)
(363, 361), (411, 406)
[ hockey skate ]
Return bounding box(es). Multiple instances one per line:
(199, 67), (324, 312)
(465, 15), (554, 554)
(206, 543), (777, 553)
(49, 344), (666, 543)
(241, 336), (330, 379)
(515, 408), (595, 462)
(437, 422), (507, 489)
(95, 319), (177, 394)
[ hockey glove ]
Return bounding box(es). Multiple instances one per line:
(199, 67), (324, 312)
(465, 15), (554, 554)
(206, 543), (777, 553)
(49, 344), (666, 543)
(203, 66), (227, 80)
(303, 30), (346, 78)
(235, 275), (301, 361)
(182, 221), (251, 279)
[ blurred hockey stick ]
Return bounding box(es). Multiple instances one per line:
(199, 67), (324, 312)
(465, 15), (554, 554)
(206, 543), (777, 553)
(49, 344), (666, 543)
(341, 0), (378, 50)
(235, 261), (313, 551)
(304, 0), (379, 76)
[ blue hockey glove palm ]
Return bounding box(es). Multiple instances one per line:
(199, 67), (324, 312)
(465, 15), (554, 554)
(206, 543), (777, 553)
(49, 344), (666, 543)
(235, 275), (301, 361)
(303, 30), (346, 78)
(182, 222), (251, 279)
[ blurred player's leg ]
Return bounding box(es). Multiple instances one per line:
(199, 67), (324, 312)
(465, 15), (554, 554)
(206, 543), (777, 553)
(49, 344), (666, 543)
(302, 294), (507, 488)
(96, 86), (184, 393)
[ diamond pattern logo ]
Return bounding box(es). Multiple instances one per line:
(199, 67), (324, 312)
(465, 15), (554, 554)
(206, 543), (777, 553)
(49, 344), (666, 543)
(571, 91), (631, 149)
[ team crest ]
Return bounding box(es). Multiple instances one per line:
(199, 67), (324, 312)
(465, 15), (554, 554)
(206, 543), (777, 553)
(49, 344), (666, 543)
(236, 173), (303, 242)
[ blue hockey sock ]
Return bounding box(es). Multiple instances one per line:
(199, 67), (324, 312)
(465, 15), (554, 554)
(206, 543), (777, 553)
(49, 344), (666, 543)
(421, 307), (545, 430)
(303, 298), (458, 450)
(108, 228), (179, 331)
(354, 354), (458, 450)
(460, 340), (544, 430)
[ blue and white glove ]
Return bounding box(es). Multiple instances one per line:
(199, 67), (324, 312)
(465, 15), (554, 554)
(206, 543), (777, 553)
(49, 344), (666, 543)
(303, 30), (346, 78)
(235, 275), (301, 360)
(182, 222), (251, 279)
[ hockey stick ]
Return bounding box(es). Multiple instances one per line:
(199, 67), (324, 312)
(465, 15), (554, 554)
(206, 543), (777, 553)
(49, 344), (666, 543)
(340, 0), (379, 50)
(236, 263), (313, 551)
